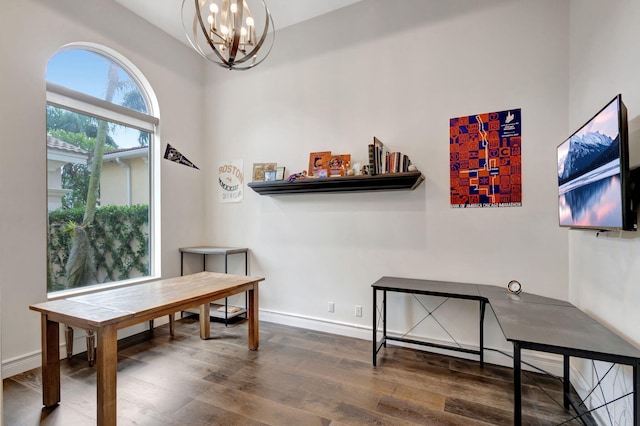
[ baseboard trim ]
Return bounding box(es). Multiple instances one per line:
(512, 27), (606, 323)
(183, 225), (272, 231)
(260, 309), (564, 375)
(2, 350), (42, 379)
(2, 320), (160, 379)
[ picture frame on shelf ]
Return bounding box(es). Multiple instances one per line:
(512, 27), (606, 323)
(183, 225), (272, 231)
(308, 151), (331, 177)
(314, 169), (328, 178)
(276, 166), (286, 180)
(252, 162), (277, 182)
(329, 154), (351, 177)
(264, 169), (277, 181)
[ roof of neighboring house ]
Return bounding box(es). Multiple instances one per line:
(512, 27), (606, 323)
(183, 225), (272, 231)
(46, 134), (90, 155)
(103, 146), (149, 161)
(105, 146), (148, 155)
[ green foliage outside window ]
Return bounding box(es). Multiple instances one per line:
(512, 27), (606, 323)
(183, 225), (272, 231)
(47, 205), (149, 293)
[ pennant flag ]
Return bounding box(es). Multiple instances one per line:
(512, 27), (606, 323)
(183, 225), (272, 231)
(163, 143), (199, 170)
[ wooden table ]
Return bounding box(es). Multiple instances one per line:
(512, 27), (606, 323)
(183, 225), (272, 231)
(29, 271), (264, 426)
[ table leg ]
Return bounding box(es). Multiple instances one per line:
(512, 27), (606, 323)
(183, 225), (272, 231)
(169, 313), (175, 337)
(372, 287), (377, 366)
(382, 290), (387, 348)
(563, 355), (570, 409)
(513, 342), (522, 425)
(96, 325), (118, 426)
(634, 361), (639, 426)
(479, 300), (486, 367)
(199, 302), (211, 339)
(248, 284), (259, 350)
(41, 315), (60, 407)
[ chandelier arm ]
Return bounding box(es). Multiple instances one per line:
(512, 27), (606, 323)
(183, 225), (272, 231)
(232, 2), (271, 65)
(228, 1), (244, 65)
(183, 0), (211, 58)
(192, 0), (230, 66)
(232, 13), (274, 69)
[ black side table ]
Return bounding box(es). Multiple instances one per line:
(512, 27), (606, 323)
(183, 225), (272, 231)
(179, 246), (249, 325)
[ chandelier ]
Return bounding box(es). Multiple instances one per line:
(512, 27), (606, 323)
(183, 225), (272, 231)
(181, 0), (275, 70)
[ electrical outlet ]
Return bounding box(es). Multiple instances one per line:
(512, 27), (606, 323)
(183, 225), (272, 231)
(328, 302), (335, 313)
(355, 305), (363, 317)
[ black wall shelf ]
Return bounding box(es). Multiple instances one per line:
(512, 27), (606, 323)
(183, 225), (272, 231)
(248, 171), (425, 195)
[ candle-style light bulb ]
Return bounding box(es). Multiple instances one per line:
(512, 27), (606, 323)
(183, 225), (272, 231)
(208, 3), (218, 30)
(240, 26), (247, 44)
(245, 17), (254, 44)
(230, 3), (237, 14)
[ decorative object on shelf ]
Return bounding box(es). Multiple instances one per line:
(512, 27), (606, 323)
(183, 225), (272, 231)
(252, 162), (276, 181)
(275, 166), (285, 180)
(507, 279), (522, 295)
(218, 159), (244, 203)
(308, 151), (331, 177)
(264, 169), (276, 181)
(287, 170), (307, 182)
(329, 154), (351, 177)
(164, 143), (200, 170)
(181, 0), (275, 71)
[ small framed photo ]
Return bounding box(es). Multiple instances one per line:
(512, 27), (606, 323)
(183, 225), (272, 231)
(276, 166), (285, 180)
(252, 162), (277, 181)
(308, 151), (331, 177)
(264, 169), (277, 181)
(314, 169), (328, 178)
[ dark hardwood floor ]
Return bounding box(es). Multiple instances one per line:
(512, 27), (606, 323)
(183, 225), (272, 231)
(4, 318), (583, 425)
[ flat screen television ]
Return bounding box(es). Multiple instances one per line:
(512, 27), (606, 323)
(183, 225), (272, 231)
(557, 94), (636, 231)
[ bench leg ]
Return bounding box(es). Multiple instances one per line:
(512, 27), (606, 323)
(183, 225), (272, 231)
(86, 330), (95, 367)
(169, 313), (175, 337)
(65, 325), (74, 359)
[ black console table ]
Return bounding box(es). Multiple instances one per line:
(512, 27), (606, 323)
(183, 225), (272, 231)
(179, 246), (249, 325)
(372, 276), (640, 425)
(372, 276), (487, 367)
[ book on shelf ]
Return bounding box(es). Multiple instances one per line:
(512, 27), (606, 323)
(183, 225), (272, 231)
(370, 137), (412, 175)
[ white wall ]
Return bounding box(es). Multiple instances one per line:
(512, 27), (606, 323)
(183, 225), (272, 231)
(0, 0), (207, 377)
(204, 0), (570, 365)
(0, 0), (573, 385)
(568, 1), (640, 423)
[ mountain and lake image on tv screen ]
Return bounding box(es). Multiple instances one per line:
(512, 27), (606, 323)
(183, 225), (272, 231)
(557, 97), (624, 229)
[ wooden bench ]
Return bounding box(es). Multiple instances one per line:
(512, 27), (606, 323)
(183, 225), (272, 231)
(30, 271), (264, 426)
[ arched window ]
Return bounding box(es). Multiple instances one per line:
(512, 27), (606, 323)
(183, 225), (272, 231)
(46, 43), (160, 295)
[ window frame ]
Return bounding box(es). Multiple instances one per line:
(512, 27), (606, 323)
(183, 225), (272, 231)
(46, 42), (161, 298)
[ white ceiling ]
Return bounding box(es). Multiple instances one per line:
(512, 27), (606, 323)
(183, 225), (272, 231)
(114, 0), (363, 45)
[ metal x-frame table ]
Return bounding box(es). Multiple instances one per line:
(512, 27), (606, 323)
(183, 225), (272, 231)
(372, 276), (487, 367)
(372, 276), (640, 425)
